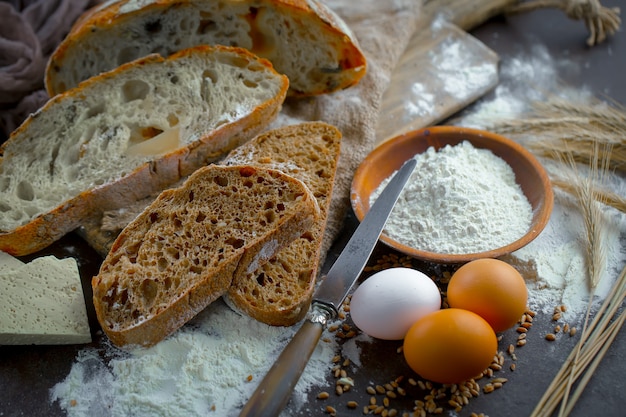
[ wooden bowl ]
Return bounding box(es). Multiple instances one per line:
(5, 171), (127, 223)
(350, 126), (554, 264)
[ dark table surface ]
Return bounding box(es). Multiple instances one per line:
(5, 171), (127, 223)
(2, 3), (625, 417)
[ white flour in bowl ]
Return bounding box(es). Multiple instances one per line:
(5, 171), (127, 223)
(370, 140), (532, 255)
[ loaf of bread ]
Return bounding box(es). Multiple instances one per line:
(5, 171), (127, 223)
(0, 45), (288, 256)
(0, 255), (91, 345)
(222, 122), (341, 325)
(92, 164), (320, 347)
(45, 0), (366, 97)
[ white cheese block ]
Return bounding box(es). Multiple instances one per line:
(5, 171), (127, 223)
(0, 255), (91, 345)
(0, 250), (24, 273)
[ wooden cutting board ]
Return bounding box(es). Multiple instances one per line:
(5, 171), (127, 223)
(375, 0), (519, 145)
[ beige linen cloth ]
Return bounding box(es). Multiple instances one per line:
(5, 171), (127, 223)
(81, 0), (424, 259)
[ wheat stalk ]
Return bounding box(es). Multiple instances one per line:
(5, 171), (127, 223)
(561, 311), (625, 416)
(531, 265), (625, 417)
(527, 136), (625, 173)
(553, 143), (609, 416)
(499, 95), (626, 209)
(490, 95), (626, 173)
(551, 179), (626, 213)
(528, 140), (620, 417)
(554, 143), (609, 290)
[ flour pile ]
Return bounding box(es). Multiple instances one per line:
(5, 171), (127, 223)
(371, 140), (532, 255)
(51, 300), (337, 416)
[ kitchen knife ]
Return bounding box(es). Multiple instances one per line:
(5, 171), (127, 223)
(238, 158), (416, 417)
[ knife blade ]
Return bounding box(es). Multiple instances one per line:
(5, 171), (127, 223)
(238, 158), (416, 417)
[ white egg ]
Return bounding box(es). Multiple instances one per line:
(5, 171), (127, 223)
(350, 267), (441, 340)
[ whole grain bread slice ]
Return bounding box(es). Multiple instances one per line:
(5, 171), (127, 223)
(92, 164), (320, 348)
(0, 45), (288, 256)
(222, 122), (341, 325)
(45, 0), (366, 97)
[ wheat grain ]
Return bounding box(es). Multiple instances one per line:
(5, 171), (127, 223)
(317, 391), (330, 400)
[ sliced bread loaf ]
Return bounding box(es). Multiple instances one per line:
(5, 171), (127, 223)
(222, 122), (341, 325)
(92, 164), (320, 347)
(45, 0), (366, 97)
(0, 45), (288, 256)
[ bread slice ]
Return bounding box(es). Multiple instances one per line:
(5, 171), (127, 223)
(0, 255), (91, 345)
(45, 0), (366, 97)
(222, 122), (341, 325)
(0, 45), (288, 256)
(92, 164), (320, 347)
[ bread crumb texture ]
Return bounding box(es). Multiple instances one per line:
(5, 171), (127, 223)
(46, 0), (365, 96)
(224, 122), (341, 325)
(0, 46), (286, 234)
(0, 253), (91, 345)
(92, 165), (317, 346)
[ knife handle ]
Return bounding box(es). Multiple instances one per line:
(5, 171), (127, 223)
(238, 306), (332, 417)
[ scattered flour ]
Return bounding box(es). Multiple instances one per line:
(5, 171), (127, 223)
(402, 29), (498, 120)
(429, 34), (498, 103)
(375, 18), (498, 141)
(456, 43), (626, 320)
(50, 300), (337, 416)
(371, 140), (532, 255)
(503, 187), (626, 320)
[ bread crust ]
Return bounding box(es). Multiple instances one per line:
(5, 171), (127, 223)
(92, 165), (320, 347)
(45, 0), (366, 97)
(0, 45), (288, 256)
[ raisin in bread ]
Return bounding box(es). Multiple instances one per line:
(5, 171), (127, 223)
(222, 122), (341, 326)
(0, 45), (288, 256)
(92, 164), (320, 348)
(45, 0), (366, 97)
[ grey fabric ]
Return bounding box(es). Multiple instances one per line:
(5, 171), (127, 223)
(0, 0), (100, 138)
